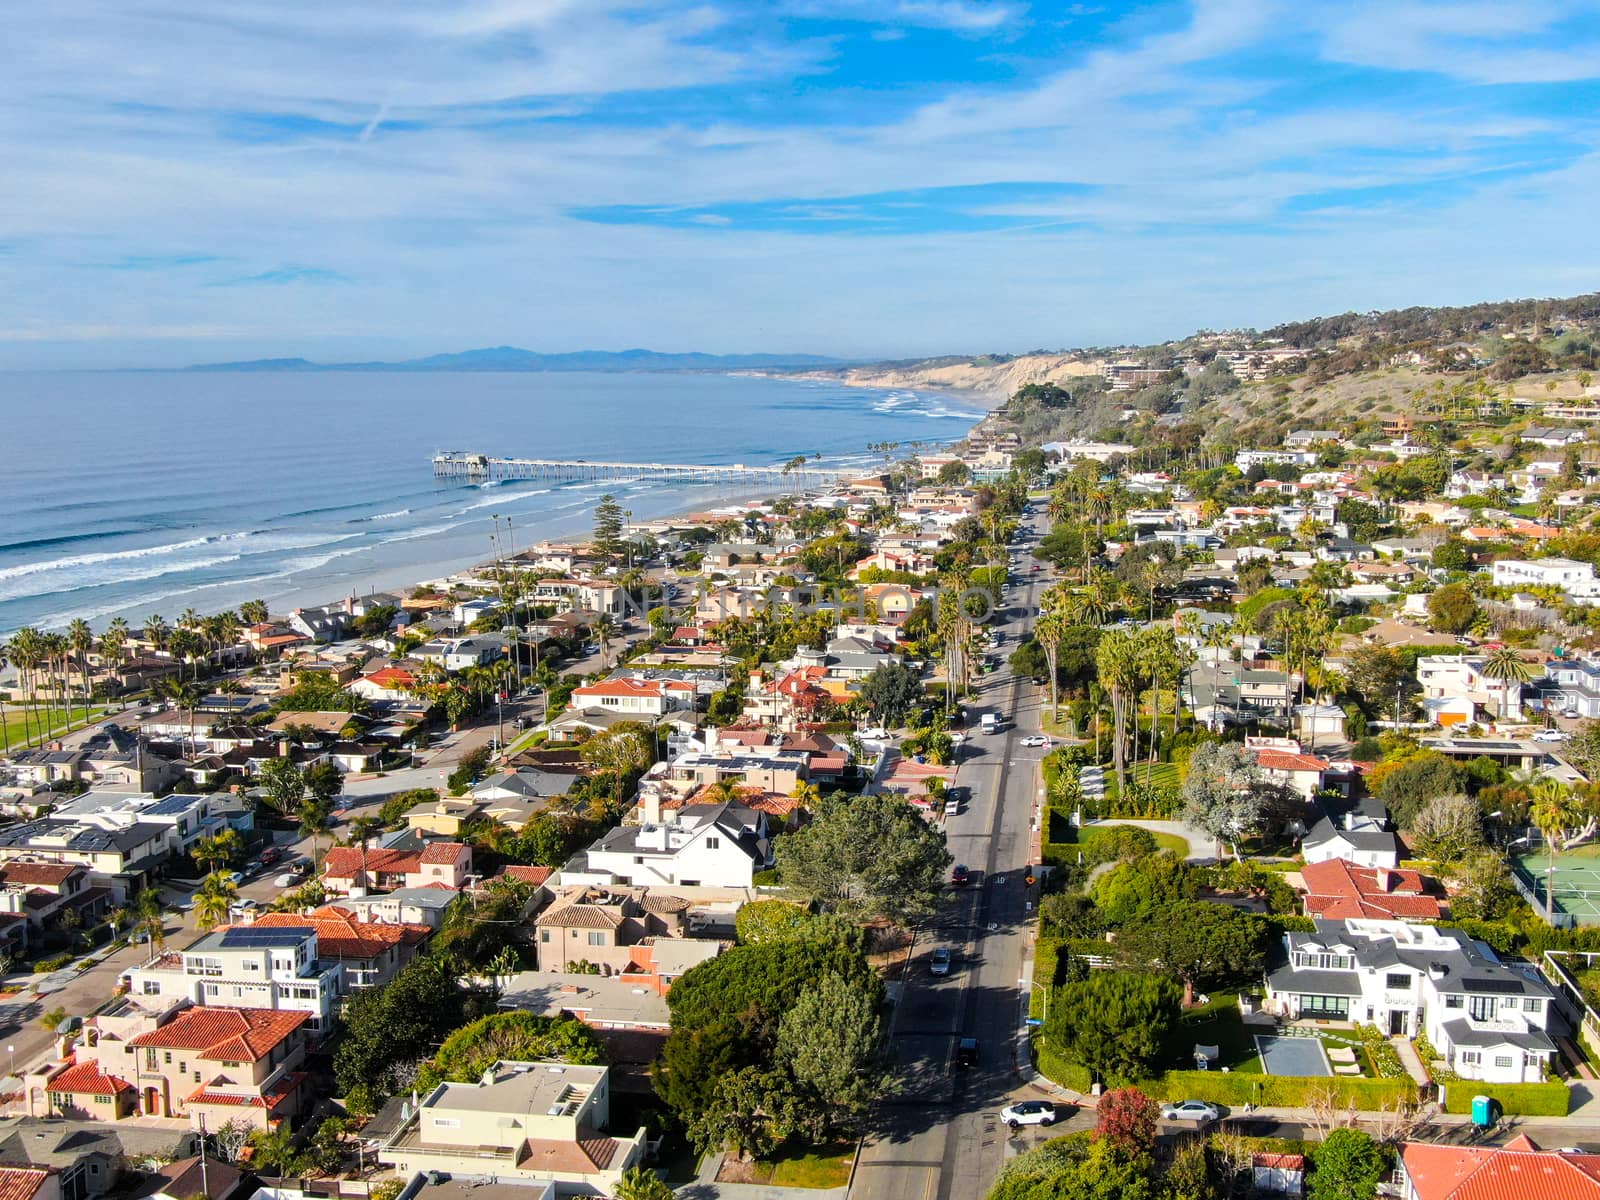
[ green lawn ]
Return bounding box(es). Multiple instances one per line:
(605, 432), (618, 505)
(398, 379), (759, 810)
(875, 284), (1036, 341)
(1175, 997), (1263, 1074)
(1087, 761), (1182, 806)
(1077, 823), (1189, 859)
(769, 1145), (856, 1189)
(1, 705), (114, 751)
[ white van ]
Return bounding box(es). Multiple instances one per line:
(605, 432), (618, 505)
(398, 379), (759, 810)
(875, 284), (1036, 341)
(981, 713), (1000, 734)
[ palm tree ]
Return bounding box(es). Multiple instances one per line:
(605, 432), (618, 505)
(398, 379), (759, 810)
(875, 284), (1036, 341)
(1095, 629), (1141, 796)
(142, 613), (169, 653)
(1532, 779), (1575, 922)
(239, 599), (269, 626)
(346, 816), (381, 892)
(194, 872), (239, 932)
(1480, 645), (1537, 721)
(298, 796), (335, 873)
(594, 614), (618, 667)
(0, 639), (11, 756)
(192, 829), (241, 875)
(66, 619), (93, 726)
(1035, 610), (1068, 724)
(7, 628), (42, 747)
(133, 887), (166, 952)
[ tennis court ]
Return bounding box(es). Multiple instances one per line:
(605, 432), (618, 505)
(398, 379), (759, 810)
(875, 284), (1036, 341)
(1255, 1035), (1331, 1077)
(1514, 851), (1600, 925)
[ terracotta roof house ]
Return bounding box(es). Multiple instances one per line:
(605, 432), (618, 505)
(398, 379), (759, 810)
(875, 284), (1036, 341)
(1398, 1134), (1600, 1200)
(321, 840), (471, 895)
(251, 907), (432, 989)
(32, 1001), (311, 1131)
(0, 1168), (55, 1200)
(534, 886), (703, 976)
(1301, 858), (1443, 922)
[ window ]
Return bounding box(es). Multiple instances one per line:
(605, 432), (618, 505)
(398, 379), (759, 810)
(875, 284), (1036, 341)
(1469, 996), (1499, 1022)
(1458, 1050), (1480, 1065)
(540, 930), (551, 944)
(1385, 973), (1411, 990)
(164, 1052), (172, 1065)
(142, 981), (161, 995)
(587, 932), (605, 946)
(1299, 995), (1350, 1019)
(1292, 952), (1353, 970)
(1494, 1055), (1514, 1069)
(1525, 998), (1542, 1013)
(430, 1117), (460, 1129)
(706, 836), (721, 849)
(1445, 995), (1463, 1008)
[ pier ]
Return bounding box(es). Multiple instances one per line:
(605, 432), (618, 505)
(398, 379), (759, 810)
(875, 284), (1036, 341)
(431, 451), (849, 486)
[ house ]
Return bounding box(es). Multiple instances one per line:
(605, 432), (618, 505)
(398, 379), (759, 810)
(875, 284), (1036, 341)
(0, 862), (105, 953)
(1250, 1153), (1304, 1197)
(119, 925), (342, 1032)
(1492, 557), (1600, 601)
(348, 665), (420, 704)
(498, 971), (675, 1064)
(1519, 424), (1586, 448)
(1300, 858), (1443, 922)
(1250, 746), (1328, 801)
(134, 1156), (247, 1200)
(563, 800), (770, 889)
(568, 676), (696, 717)
(1265, 918), (1557, 1081)
(0, 1120), (193, 1200)
(325, 886), (461, 931)
(1397, 1134), (1600, 1200)
(30, 1001), (312, 1129)
(287, 603), (354, 643)
(416, 635), (507, 672)
(1302, 796), (1399, 869)
(533, 886), (717, 977)
(377, 1060), (646, 1194)
(248, 908), (432, 991)
(320, 841), (472, 895)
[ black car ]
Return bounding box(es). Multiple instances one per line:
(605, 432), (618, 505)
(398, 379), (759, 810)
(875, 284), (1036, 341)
(956, 1037), (979, 1069)
(951, 864), (971, 886)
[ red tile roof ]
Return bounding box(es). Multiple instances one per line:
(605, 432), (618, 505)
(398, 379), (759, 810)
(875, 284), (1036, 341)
(0, 1169), (52, 1200)
(1255, 750), (1330, 773)
(1301, 858), (1443, 921)
(0, 863), (81, 887)
(419, 841), (467, 865)
(322, 846), (419, 878)
(572, 677), (694, 700)
(500, 865), (553, 887)
(131, 1007), (308, 1063)
(187, 1070), (305, 1111)
(519, 1132), (624, 1173)
(251, 909), (430, 960)
(48, 1056), (132, 1097)
(1401, 1138), (1600, 1200)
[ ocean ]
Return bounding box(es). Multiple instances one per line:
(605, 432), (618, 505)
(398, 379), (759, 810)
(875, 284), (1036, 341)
(0, 370), (985, 634)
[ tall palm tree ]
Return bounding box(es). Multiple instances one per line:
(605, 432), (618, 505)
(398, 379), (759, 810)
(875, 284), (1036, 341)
(193, 872), (239, 932)
(7, 628), (42, 747)
(594, 614), (618, 667)
(239, 599), (269, 626)
(0, 640), (11, 755)
(66, 619), (94, 726)
(298, 796), (335, 873)
(1034, 610), (1069, 724)
(1532, 779), (1575, 922)
(1095, 629), (1141, 796)
(1480, 646), (1537, 721)
(133, 887), (166, 953)
(346, 816), (381, 892)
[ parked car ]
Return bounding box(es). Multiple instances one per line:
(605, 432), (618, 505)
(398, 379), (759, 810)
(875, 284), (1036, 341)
(951, 864), (971, 886)
(956, 1037), (979, 1069)
(223, 871), (244, 887)
(930, 947), (952, 976)
(1161, 1100), (1220, 1124)
(1533, 729), (1565, 742)
(259, 845), (283, 866)
(943, 798), (960, 817)
(273, 871), (302, 888)
(860, 726), (889, 739)
(1020, 734), (1050, 747)
(229, 897), (259, 913)
(1000, 1100), (1061, 1128)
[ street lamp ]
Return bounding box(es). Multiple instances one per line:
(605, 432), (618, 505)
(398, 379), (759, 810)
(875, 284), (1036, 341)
(7, 1044), (14, 1079)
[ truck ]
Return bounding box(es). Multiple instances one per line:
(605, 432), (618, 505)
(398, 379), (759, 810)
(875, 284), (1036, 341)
(981, 712), (1000, 734)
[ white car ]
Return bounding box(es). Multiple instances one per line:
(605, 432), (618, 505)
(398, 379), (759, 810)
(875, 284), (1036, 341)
(1161, 1100), (1220, 1123)
(1533, 729), (1565, 742)
(860, 727), (890, 740)
(1000, 1100), (1061, 1128)
(1020, 734), (1050, 748)
(930, 947), (952, 976)
(273, 872), (301, 888)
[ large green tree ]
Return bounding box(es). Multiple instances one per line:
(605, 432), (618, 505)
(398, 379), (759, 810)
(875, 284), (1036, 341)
(1179, 742), (1275, 854)
(417, 1011), (603, 1091)
(1113, 901), (1270, 1006)
(856, 661), (924, 726)
(593, 494), (626, 563)
(775, 793), (950, 924)
(776, 972), (890, 1137)
(1047, 971), (1180, 1083)
(1426, 583), (1478, 635)
(1089, 851), (1200, 927)
(986, 1132), (1155, 1200)
(1308, 1129), (1390, 1200)
(334, 955), (474, 1096)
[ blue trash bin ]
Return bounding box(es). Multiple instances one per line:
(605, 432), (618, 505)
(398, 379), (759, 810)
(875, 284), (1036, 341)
(1471, 1095), (1495, 1128)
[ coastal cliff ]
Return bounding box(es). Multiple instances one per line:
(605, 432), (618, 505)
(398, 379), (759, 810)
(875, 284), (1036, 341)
(786, 353), (1106, 404)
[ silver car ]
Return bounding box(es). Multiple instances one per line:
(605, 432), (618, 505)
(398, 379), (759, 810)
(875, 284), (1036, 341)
(930, 948), (953, 976)
(1161, 1100), (1220, 1123)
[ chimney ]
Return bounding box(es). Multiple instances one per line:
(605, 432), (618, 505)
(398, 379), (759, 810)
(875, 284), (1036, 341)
(642, 789), (662, 827)
(1376, 868), (1394, 893)
(279, 739), (291, 758)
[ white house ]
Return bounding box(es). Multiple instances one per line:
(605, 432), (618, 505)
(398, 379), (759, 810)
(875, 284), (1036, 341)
(1302, 798), (1400, 869)
(1266, 918), (1558, 1083)
(1491, 558), (1600, 600)
(120, 925), (343, 1034)
(415, 635), (508, 672)
(562, 800), (771, 889)
(568, 676), (697, 717)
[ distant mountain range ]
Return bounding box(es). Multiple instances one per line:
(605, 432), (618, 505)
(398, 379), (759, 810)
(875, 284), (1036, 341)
(184, 346), (845, 373)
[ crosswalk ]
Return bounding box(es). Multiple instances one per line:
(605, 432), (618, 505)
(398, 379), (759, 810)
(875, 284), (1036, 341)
(1078, 764), (1105, 802)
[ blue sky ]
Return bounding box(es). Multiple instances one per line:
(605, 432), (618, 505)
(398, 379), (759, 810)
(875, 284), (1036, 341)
(4, 0), (1600, 367)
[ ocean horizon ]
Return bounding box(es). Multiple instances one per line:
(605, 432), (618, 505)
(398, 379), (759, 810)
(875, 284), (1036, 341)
(0, 370), (984, 634)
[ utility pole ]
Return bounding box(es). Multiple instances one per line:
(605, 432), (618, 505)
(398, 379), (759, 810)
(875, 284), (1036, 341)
(198, 1114), (209, 1198)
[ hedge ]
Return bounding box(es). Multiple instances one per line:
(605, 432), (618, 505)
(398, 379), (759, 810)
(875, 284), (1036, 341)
(1141, 1070), (1418, 1110)
(1440, 1080), (1569, 1117)
(1032, 1039), (1419, 1110)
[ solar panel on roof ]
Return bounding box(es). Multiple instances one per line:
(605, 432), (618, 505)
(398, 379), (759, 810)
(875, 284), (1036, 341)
(1462, 977), (1524, 994)
(218, 927), (311, 949)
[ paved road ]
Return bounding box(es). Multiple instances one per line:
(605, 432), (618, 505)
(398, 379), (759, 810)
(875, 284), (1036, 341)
(851, 512), (1051, 1200)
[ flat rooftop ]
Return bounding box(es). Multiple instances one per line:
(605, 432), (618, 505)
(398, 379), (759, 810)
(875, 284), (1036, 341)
(425, 1061), (605, 1117)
